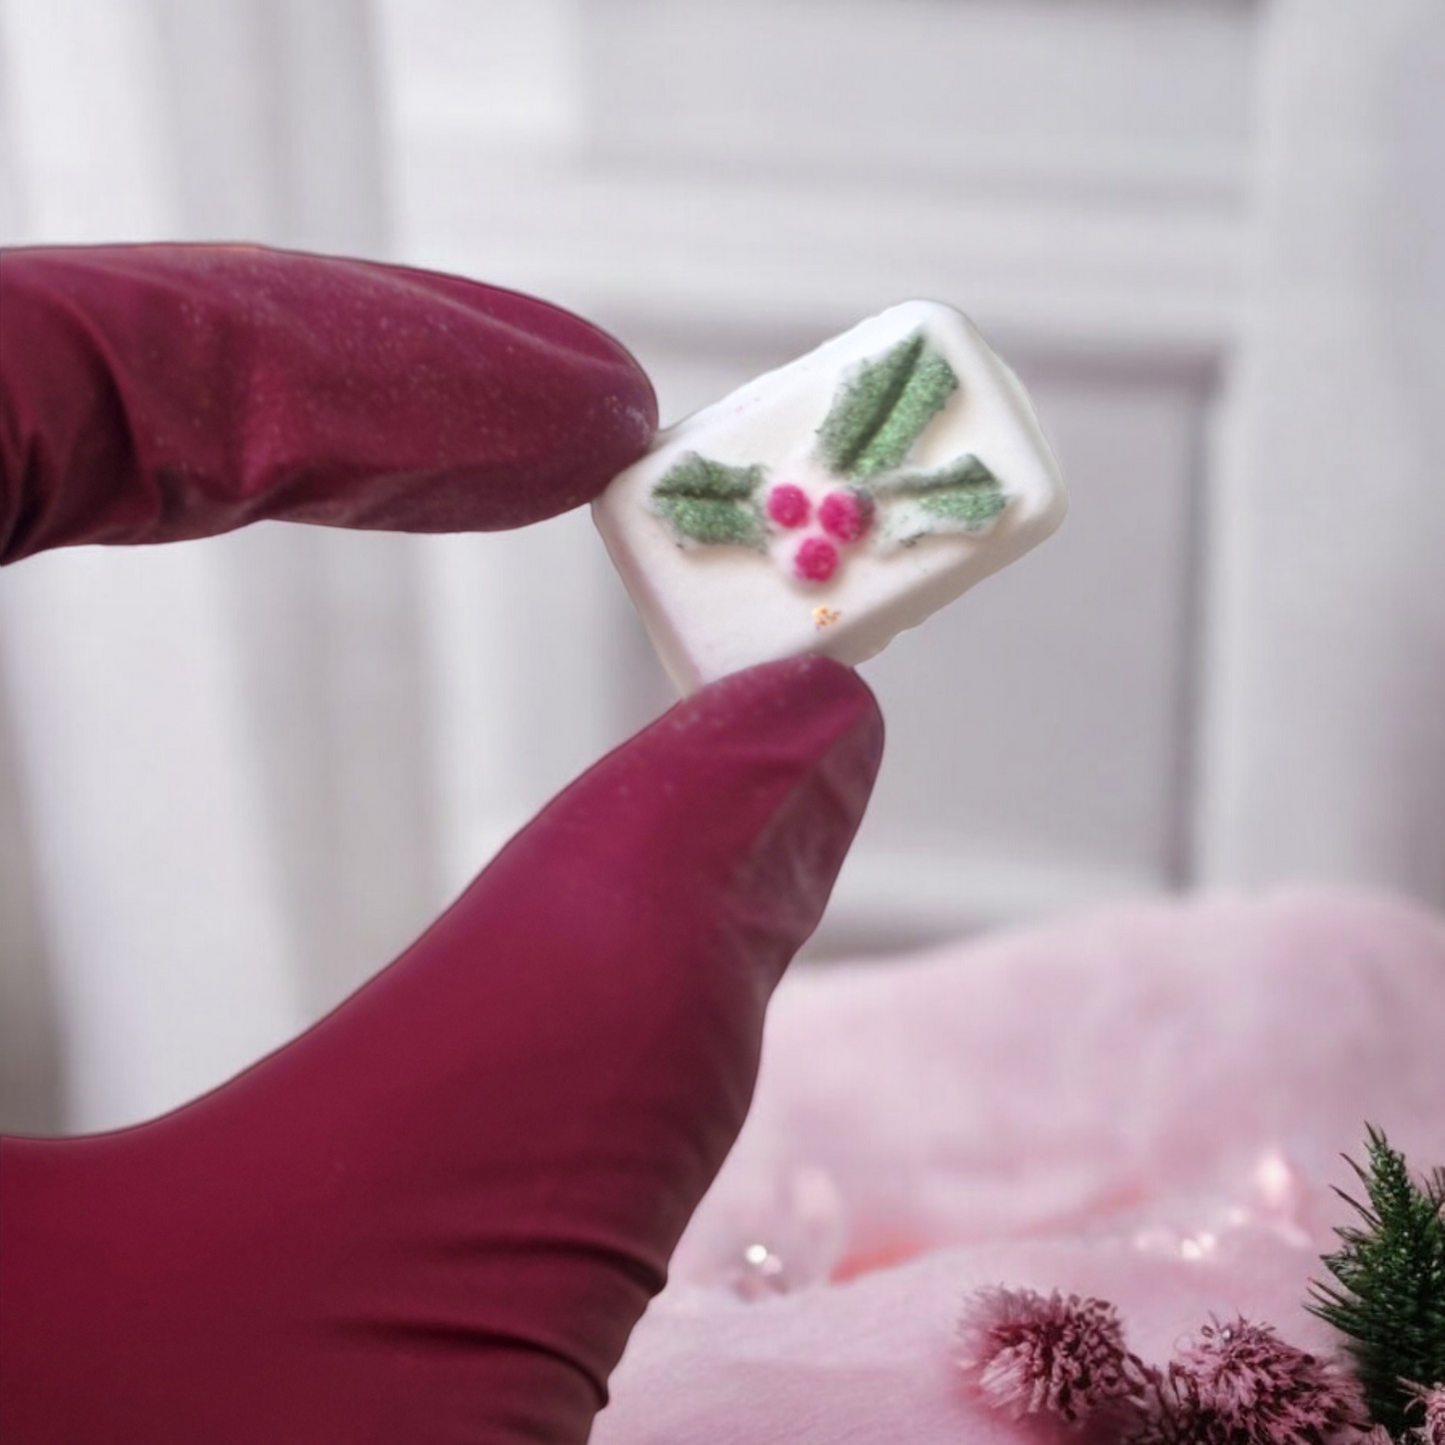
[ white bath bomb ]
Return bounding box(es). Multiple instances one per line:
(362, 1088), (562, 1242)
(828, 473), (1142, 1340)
(593, 300), (1066, 694)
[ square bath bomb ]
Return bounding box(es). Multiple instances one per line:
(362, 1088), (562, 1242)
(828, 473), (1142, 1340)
(593, 301), (1066, 694)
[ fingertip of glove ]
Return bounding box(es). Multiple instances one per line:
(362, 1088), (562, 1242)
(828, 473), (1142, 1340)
(381, 264), (659, 523)
(667, 659), (883, 988)
(677, 657), (883, 769)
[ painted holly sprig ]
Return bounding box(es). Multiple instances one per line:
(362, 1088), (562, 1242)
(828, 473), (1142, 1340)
(650, 330), (1007, 585)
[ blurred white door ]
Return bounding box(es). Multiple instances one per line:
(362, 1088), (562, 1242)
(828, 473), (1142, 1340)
(381, 0), (1444, 942)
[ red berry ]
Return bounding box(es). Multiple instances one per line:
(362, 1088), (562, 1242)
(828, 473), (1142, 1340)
(819, 489), (873, 543)
(767, 483), (810, 529)
(794, 536), (839, 582)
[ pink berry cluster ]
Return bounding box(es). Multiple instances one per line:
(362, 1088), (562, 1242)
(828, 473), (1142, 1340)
(766, 482), (874, 584)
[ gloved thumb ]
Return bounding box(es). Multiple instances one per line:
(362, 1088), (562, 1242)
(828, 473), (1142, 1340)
(0, 655), (884, 1443)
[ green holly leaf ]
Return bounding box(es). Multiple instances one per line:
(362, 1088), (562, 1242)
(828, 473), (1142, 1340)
(652, 452), (766, 548)
(816, 331), (959, 480)
(876, 454), (1007, 540)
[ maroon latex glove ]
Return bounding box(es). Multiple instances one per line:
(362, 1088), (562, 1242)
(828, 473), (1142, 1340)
(0, 247), (884, 1442)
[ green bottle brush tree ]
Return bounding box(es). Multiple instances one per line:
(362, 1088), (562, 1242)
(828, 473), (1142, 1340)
(1309, 1127), (1445, 1439)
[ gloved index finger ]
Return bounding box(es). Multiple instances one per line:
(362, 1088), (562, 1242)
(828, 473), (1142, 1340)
(0, 245), (657, 563)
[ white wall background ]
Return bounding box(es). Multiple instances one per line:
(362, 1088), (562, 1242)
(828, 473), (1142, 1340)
(0, 0), (1441, 1134)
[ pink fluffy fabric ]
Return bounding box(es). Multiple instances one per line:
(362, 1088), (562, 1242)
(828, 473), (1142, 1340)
(593, 887), (1445, 1442)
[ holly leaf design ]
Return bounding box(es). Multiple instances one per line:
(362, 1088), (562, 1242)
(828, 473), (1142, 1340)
(875, 454), (1007, 541)
(652, 452), (766, 548)
(816, 331), (959, 480)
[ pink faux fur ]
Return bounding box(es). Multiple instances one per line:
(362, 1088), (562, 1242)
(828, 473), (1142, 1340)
(594, 887), (1445, 1442)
